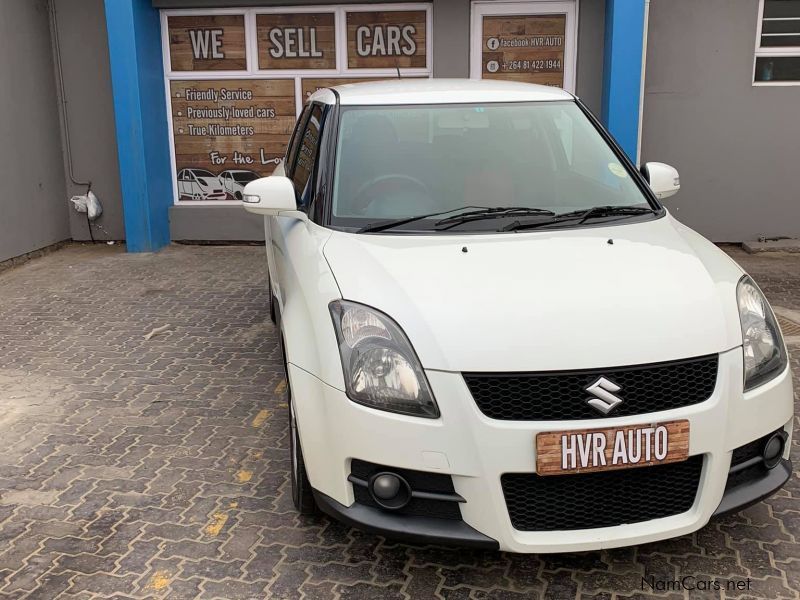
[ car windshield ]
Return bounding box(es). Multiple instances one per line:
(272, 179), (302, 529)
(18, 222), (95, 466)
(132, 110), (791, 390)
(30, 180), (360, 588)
(330, 101), (655, 232)
(233, 172), (258, 182)
(192, 169), (215, 178)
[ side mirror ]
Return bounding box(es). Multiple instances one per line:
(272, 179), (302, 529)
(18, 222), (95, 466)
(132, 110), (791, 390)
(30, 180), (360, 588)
(641, 162), (680, 200)
(241, 176), (303, 217)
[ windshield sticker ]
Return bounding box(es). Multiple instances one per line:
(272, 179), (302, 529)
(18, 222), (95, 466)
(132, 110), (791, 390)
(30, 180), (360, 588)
(608, 163), (628, 178)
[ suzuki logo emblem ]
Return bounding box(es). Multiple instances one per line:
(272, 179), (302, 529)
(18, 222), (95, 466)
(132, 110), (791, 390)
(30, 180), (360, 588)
(585, 377), (623, 414)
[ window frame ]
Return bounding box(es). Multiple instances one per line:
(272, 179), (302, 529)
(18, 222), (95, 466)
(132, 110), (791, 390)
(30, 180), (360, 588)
(753, 0), (800, 85)
(469, 0), (579, 93)
(285, 104), (313, 178)
(290, 103), (325, 209)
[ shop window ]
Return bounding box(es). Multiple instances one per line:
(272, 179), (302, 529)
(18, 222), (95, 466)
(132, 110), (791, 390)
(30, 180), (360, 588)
(754, 0), (800, 83)
(161, 5), (432, 205)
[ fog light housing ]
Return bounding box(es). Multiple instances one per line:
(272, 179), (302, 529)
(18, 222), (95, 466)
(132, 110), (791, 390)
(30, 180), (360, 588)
(369, 472), (411, 510)
(763, 432), (787, 469)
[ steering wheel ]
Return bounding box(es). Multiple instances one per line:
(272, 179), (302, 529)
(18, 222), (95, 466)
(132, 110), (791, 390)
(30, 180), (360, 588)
(353, 174), (433, 215)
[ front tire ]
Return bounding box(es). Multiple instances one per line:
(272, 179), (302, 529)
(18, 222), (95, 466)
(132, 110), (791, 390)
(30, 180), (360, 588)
(282, 335), (317, 515)
(289, 397), (317, 515)
(267, 274), (277, 324)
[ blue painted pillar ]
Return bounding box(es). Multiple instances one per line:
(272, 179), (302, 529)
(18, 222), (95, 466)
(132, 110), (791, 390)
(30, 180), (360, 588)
(601, 0), (647, 162)
(104, 0), (172, 252)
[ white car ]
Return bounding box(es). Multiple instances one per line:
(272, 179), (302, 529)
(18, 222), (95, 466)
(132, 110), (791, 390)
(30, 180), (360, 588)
(219, 169), (260, 200)
(177, 168), (226, 200)
(242, 80), (793, 553)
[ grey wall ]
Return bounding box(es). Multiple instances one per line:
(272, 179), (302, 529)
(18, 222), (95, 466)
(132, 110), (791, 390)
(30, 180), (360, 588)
(0, 0), (70, 262)
(641, 0), (800, 242)
(576, 0), (604, 115)
(52, 0), (125, 241)
(171, 205), (265, 241)
(432, 0), (470, 78)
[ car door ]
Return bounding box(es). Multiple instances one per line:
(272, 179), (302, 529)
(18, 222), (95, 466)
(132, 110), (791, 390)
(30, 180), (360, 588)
(190, 171), (203, 199)
(264, 105), (310, 300)
(269, 103), (328, 319)
(177, 170), (187, 198)
(230, 173), (244, 198)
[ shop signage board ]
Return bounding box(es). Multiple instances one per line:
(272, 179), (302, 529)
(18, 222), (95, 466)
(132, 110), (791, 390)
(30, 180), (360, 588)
(301, 76), (428, 100)
(470, 2), (577, 92)
(301, 77), (383, 100)
(257, 12), (336, 70)
(346, 10), (428, 69)
(169, 79), (296, 200)
(481, 15), (566, 86)
(167, 15), (247, 71)
(161, 5), (431, 204)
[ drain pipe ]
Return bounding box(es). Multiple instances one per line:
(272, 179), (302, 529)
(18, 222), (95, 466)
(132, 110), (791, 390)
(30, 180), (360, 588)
(49, 0), (99, 243)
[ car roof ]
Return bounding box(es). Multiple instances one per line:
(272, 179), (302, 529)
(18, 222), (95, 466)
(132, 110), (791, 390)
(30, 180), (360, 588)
(308, 78), (574, 106)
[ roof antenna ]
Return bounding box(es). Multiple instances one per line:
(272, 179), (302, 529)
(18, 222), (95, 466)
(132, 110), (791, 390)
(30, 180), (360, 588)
(395, 59), (402, 79)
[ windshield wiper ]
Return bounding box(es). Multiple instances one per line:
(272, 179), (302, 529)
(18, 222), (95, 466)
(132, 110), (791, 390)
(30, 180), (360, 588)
(433, 207), (556, 230)
(568, 205), (655, 224)
(357, 205), (492, 233)
(502, 205), (655, 232)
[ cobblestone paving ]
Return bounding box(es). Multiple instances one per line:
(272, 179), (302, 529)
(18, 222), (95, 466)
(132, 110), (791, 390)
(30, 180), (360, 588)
(0, 244), (797, 600)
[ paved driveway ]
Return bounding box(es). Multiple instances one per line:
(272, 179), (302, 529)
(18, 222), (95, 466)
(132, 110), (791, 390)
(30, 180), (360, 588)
(0, 244), (797, 599)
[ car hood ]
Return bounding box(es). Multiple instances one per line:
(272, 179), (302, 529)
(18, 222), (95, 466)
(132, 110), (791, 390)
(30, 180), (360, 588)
(323, 215), (744, 372)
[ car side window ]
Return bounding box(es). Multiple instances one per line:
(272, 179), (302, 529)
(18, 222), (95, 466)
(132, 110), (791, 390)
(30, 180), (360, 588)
(285, 106), (312, 176)
(290, 104), (324, 209)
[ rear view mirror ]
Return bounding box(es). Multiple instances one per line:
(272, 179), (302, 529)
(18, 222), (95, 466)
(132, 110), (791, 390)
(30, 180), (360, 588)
(242, 176), (302, 217)
(641, 162), (680, 200)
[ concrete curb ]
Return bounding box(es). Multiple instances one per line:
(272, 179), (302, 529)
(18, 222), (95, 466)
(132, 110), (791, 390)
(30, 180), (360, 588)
(742, 239), (800, 254)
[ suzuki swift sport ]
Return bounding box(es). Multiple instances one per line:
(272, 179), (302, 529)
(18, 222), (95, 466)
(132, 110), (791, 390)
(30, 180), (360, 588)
(242, 80), (793, 552)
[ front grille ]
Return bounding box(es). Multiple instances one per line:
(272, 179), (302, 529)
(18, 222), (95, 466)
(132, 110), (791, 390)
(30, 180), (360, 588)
(501, 456), (704, 531)
(350, 459), (462, 520)
(464, 355), (718, 421)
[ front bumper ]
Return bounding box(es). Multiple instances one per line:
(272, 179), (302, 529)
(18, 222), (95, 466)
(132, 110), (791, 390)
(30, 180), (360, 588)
(289, 347), (794, 553)
(713, 458), (791, 517)
(313, 489), (499, 549)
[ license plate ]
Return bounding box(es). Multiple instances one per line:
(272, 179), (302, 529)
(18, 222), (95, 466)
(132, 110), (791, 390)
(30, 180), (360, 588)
(535, 420), (690, 476)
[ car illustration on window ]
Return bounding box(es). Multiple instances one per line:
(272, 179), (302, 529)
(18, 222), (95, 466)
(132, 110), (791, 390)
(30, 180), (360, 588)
(219, 169), (260, 200)
(241, 80), (793, 553)
(176, 168), (226, 200)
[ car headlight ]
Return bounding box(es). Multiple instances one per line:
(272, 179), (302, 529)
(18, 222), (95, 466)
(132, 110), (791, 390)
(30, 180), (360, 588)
(329, 300), (439, 418)
(737, 275), (788, 390)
